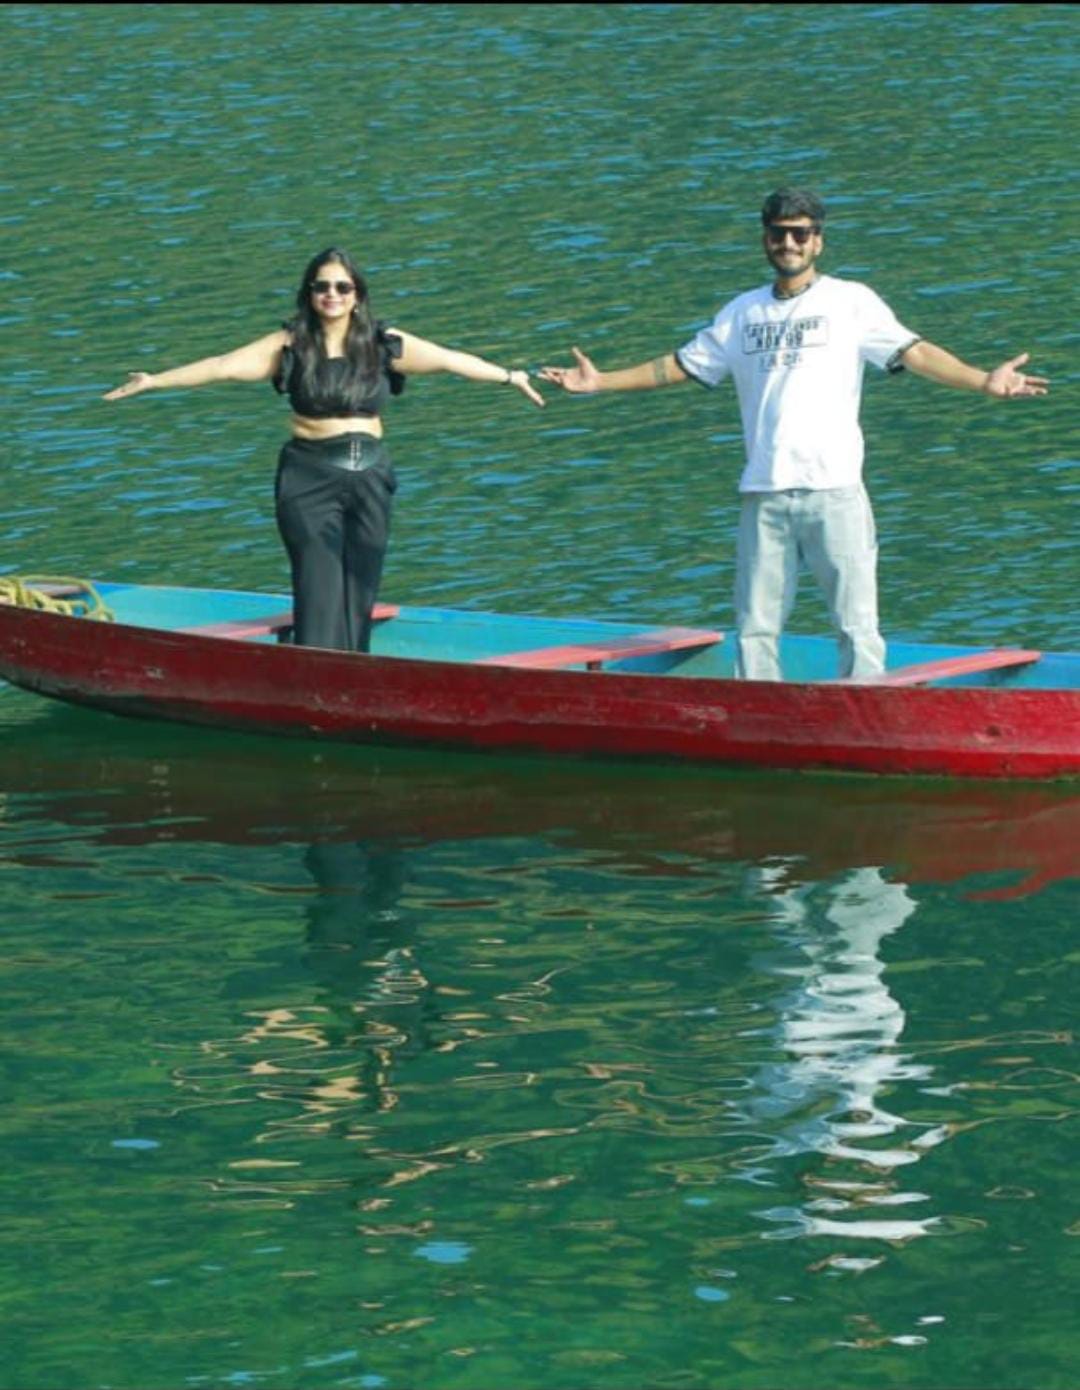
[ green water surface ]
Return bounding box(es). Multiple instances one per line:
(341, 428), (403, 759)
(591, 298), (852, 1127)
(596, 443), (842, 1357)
(1, 5), (1078, 1388)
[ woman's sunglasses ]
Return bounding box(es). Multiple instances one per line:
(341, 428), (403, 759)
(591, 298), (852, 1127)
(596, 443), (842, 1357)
(310, 279), (357, 296)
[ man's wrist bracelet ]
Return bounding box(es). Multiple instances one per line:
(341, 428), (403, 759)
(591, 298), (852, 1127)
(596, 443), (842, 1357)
(502, 368), (514, 385)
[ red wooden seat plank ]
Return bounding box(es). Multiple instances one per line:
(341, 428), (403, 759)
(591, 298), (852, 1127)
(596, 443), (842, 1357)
(182, 603), (399, 639)
(479, 626), (722, 671)
(858, 648), (1041, 687)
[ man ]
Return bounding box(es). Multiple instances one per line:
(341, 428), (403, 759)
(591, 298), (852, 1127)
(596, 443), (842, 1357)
(539, 188), (1048, 680)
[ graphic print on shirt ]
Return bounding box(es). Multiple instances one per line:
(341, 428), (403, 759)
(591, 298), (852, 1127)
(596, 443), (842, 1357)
(743, 315), (829, 373)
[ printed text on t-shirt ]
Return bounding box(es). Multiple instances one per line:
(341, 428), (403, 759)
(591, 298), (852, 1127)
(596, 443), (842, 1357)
(742, 316), (828, 356)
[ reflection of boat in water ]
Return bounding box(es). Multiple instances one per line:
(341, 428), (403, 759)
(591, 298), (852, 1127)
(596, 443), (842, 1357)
(8, 711), (1060, 1251)
(0, 707), (1077, 897)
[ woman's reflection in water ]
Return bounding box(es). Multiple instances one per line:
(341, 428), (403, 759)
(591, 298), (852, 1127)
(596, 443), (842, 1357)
(301, 840), (430, 1116)
(740, 865), (949, 1243)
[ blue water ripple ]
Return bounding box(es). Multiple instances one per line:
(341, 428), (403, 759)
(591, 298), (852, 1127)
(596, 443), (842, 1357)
(413, 1240), (474, 1265)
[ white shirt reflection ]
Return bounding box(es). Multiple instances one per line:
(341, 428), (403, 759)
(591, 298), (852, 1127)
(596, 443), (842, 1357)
(743, 865), (948, 1241)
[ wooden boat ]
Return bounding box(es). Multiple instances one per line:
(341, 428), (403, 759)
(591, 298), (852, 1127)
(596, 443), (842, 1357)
(0, 578), (1077, 779)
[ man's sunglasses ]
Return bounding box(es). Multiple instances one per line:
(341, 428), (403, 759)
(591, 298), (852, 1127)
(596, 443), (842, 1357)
(765, 224), (820, 246)
(310, 279), (357, 296)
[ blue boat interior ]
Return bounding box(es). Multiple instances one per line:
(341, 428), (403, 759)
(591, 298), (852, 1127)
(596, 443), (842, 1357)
(91, 582), (1075, 690)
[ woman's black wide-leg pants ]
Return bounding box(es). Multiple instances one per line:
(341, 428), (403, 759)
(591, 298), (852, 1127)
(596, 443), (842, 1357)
(275, 434), (396, 653)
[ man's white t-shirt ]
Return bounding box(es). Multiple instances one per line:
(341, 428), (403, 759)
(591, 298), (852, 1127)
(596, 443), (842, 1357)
(676, 275), (918, 492)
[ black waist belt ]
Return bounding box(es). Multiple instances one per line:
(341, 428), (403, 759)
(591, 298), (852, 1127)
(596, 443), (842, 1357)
(283, 434), (388, 472)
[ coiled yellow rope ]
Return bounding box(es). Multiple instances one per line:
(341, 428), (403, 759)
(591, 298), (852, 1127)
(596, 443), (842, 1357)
(0, 575), (114, 622)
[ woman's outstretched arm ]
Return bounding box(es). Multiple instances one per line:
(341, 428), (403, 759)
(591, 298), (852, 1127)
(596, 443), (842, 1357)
(103, 330), (288, 400)
(391, 329), (544, 407)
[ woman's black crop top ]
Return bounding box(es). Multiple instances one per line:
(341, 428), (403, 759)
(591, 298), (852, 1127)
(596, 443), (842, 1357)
(273, 322), (405, 418)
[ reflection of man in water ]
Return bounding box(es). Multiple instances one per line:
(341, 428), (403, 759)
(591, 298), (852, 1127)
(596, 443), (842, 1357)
(742, 865), (947, 1241)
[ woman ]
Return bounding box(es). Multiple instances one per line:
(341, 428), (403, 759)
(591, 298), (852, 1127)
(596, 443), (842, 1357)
(104, 247), (543, 652)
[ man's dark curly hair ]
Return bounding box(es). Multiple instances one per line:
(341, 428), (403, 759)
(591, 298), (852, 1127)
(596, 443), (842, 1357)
(761, 188), (826, 227)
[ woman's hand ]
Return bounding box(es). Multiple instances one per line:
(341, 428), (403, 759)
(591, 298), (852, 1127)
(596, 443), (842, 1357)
(102, 372), (156, 401)
(506, 368), (545, 408)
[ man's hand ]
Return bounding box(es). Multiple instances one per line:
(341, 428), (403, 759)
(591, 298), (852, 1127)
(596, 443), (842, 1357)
(983, 352), (1049, 399)
(538, 346), (602, 393)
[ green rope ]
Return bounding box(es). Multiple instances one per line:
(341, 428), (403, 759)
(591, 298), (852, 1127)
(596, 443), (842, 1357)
(0, 575), (114, 622)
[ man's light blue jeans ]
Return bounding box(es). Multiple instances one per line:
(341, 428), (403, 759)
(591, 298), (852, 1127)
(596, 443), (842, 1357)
(734, 484), (886, 681)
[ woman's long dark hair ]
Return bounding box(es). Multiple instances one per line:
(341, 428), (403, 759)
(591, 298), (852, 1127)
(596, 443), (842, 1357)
(286, 246), (381, 412)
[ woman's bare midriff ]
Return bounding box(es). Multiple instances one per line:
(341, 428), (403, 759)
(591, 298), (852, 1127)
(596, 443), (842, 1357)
(290, 413), (384, 441)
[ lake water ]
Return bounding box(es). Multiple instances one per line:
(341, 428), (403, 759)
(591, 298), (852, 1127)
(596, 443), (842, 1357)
(1, 4), (1078, 1388)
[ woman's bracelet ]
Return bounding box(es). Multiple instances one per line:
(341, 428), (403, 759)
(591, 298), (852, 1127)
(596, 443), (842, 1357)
(502, 367), (514, 385)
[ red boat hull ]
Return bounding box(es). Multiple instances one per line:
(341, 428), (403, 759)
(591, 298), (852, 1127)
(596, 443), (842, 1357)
(1, 604), (1076, 779)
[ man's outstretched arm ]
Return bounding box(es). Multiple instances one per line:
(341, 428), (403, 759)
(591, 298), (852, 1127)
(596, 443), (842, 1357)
(539, 347), (689, 394)
(901, 341), (1049, 398)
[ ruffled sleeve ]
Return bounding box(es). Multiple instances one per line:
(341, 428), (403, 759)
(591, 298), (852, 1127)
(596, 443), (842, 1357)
(272, 323), (294, 396)
(377, 321), (406, 396)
